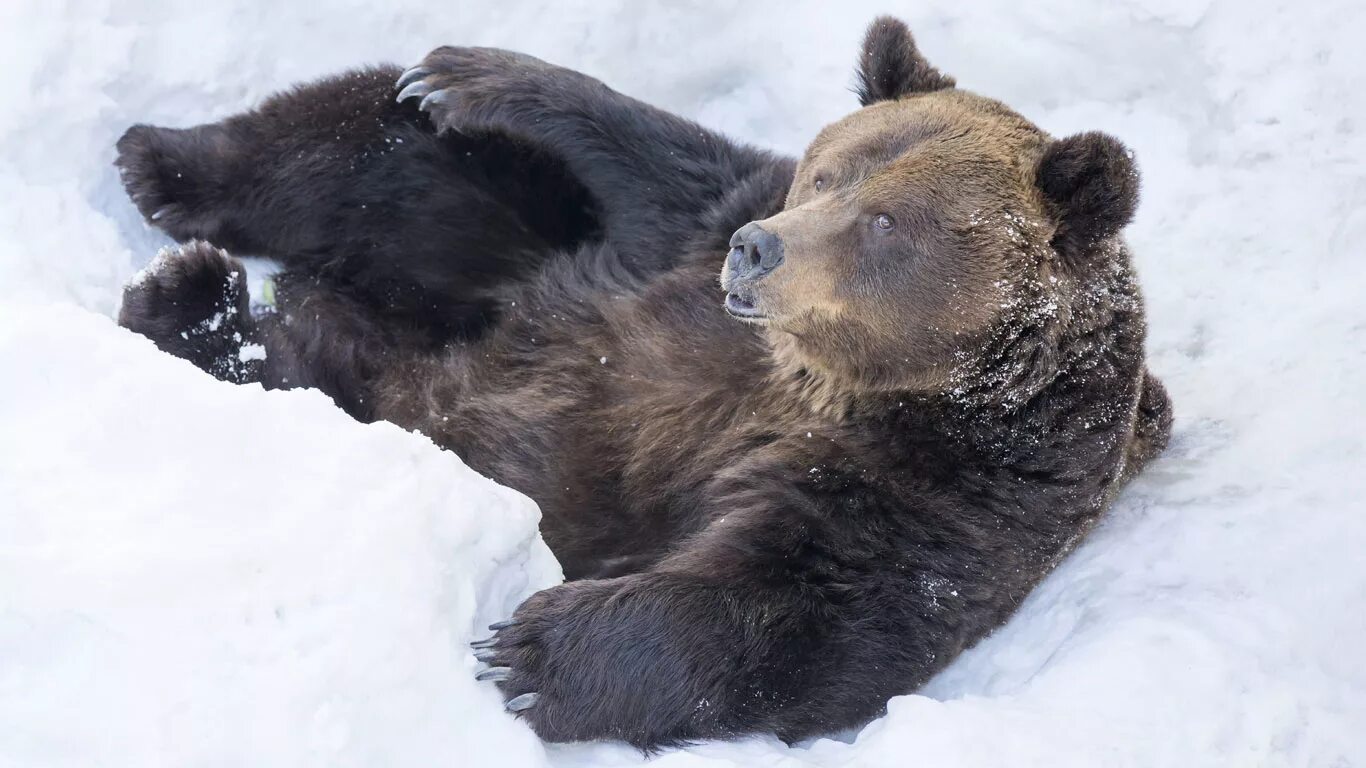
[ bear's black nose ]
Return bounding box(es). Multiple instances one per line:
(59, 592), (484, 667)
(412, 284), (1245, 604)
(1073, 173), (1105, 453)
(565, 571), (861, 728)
(728, 222), (785, 282)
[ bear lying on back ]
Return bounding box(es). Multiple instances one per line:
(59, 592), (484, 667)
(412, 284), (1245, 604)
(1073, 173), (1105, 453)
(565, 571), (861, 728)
(115, 16), (1171, 748)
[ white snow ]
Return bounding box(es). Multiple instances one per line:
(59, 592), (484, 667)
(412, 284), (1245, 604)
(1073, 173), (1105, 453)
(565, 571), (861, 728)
(239, 342), (267, 362)
(1, 2), (1364, 767)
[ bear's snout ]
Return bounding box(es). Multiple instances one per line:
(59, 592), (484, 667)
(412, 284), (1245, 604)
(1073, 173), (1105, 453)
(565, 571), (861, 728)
(726, 222), (785, 285)
(722, 222), (785, 320)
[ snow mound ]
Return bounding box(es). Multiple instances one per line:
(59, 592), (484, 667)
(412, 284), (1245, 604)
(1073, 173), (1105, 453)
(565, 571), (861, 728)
(2, 1), (1364, 766)
(0, 302), (560, 766)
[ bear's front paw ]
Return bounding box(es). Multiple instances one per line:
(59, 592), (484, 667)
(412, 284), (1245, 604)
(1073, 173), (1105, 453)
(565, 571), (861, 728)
(470, 582), (602, 737)
(119, 241), (260, 382)
(471, 577), (719, 746)
(394, 47), (554, 135)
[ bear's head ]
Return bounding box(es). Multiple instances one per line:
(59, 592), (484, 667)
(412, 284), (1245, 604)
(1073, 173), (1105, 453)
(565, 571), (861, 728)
(721, 17), (1141, 404)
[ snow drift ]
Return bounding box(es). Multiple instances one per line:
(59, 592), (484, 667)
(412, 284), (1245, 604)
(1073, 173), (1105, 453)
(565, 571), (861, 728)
(1, 1), (1363, 766)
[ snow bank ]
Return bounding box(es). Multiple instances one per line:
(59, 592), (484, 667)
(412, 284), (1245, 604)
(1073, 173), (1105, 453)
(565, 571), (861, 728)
(2, 1), (1364, 766)
(0, 302), (560, 767)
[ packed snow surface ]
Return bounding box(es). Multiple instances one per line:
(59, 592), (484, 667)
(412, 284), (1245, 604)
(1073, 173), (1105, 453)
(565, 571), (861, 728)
(2, 1), (1364, 766)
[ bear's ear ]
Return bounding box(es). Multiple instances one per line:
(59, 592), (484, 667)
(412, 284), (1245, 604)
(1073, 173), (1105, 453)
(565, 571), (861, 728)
(855, 17), (955, 106)
(1036, 132), (1140, 249)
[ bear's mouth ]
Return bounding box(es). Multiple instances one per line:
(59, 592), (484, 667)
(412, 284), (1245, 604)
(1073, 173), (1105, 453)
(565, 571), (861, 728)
(724, 292), (768, 322)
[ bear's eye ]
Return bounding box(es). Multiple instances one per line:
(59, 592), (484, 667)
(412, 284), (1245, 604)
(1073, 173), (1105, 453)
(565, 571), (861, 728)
(814, 178), (825, 192)
(874, 213), (895, 231)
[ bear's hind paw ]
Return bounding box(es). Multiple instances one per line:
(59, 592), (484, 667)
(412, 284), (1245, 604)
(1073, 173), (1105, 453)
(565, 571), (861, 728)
(119, 241), (260, 383)
(115, 124), (223, 241)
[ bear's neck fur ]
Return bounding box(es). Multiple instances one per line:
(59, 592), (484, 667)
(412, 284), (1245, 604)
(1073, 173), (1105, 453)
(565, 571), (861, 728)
(763, 238), (1147, 488)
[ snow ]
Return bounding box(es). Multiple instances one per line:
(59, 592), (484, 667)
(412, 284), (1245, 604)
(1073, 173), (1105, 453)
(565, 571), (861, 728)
(0, 303), (558, 768)
(238, 342), (267, 362)
(1, 1), (1363, 767)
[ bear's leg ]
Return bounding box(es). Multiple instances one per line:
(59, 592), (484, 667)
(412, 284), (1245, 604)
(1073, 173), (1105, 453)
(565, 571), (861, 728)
(119, 242), (403, 420)
(468, 452), (941, 748)
(116, 67), (599, 336)
(246, 272), (409, 422)
(398, 48), (792, 261)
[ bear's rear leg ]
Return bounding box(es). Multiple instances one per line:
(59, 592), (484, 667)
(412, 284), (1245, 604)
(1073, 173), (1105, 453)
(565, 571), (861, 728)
(113, 67), (412, 254)
(119, 241), (262, 383)
(115, 66), (600, 338)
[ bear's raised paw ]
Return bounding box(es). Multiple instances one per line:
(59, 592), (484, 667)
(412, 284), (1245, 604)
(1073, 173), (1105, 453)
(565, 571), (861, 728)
(119, 241), (260, 383)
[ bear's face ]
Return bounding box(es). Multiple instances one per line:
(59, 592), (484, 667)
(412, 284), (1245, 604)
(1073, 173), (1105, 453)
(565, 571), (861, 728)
(726, 92), (1049, 391)
(721, 17), (1139, 396)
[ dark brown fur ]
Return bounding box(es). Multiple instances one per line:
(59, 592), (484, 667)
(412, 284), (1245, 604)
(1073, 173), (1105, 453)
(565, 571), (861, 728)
(114, 16), (1170, 749)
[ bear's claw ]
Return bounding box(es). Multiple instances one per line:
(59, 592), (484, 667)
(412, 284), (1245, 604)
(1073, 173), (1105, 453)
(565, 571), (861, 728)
(418, 90), (453, 113)
(395, 66), (432, 90)
(469, 620), (538, 716)
(475, 666), (512, 682)
(395, 80), (432, 103)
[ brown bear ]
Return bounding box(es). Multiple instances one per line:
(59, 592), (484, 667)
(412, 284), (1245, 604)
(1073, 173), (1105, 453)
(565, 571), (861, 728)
(114, 16), (1172, 749)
